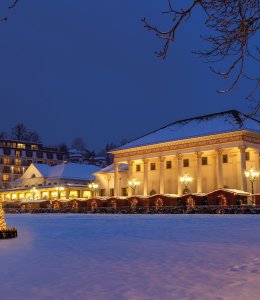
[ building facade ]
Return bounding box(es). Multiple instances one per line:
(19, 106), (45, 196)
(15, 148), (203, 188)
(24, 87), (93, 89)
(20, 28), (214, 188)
(95, 111), (260, 196)
(0, 139), (66, 189)
(0, 162), (100, 201)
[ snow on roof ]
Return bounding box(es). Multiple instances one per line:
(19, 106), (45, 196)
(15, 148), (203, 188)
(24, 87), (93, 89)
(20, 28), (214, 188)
(33, 164), (51, 177)
(207, 188), (250, 196)
(95, 163), (129, 174)
(33, 163), (100, 181)
(116, 110), (260, 151)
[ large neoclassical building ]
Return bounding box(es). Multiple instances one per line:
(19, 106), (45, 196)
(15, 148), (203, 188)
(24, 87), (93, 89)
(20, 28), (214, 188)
(95, 110), (260, 196)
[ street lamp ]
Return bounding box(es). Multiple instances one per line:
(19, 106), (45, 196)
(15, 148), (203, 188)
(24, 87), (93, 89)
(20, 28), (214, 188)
(180, 173), (193, 194)
(88, 182), (99, 197)
(55, 186), (65, 199)
(128, 178), (140, 196)
(244, 166), (259, 194)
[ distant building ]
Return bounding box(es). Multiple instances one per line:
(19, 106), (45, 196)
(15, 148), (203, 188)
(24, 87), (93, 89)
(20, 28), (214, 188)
(68, 148), (84, 164)
(0, 139), (66, 189)
(95, 110), (260, 196)
(0, 162), (100, 201)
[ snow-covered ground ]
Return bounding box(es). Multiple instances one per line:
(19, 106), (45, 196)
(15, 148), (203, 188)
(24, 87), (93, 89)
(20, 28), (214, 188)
(0, 214), (260, 300)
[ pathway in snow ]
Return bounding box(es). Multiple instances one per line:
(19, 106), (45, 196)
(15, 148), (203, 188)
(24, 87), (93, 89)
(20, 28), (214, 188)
(0, 214), (259, 300)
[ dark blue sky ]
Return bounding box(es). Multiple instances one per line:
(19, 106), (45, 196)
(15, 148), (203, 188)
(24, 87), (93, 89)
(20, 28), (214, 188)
(0, 1), (257, 151)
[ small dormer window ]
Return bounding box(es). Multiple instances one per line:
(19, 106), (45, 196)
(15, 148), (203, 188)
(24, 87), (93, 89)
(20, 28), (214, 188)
(31, 174), (36, 178)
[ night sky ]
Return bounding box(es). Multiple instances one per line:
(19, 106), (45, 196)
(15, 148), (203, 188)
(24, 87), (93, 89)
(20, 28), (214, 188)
(0, 1), (257, 151)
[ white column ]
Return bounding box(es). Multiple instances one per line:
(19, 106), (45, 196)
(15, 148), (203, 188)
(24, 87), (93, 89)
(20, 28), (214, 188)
(238, 146), (247, 191)
(143, 159), (148, 196)
(254, 149), (260, 193)
(128, 161), (134, 196)
(177, 154), (183, 195)
(216, 149), (223, 188)
(114, 162), (119, 196)
(159, 157), (165, 194)
(196, 152), (203, 193)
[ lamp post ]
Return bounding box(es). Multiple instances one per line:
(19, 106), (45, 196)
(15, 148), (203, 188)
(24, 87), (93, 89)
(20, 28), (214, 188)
(55, 186), (65, 199)
(244, 166), (259, 194)
(180, 173), (193, 194)
(128, 178), (140, 196)
(88, 182), (99, 197)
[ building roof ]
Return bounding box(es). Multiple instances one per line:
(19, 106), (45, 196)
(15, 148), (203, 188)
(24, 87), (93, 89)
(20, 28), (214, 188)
(95, 163), (129, 174)
(32, 163), (100, 181)
(115, 110), (260, 151)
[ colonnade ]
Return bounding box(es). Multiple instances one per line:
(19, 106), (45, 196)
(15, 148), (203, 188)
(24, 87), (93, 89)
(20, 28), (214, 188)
(114, 146), (255, 196)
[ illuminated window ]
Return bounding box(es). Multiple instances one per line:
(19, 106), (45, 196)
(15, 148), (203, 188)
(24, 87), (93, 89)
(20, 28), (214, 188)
(2, 174), (10, 181)
(31, 144), (38, 150)
(136, 164), (141, 172)
(19, 194), (25, 200)
(3, 158), (10, 165)
(11, 194), (17, 200)
(17, 143), (25, 149)
(183, 159), (189, 167)
(83, 191), (91, 198)
(69, 190), (79, 199)
(202, 157), (208, 165)
(150, 163), (156, 171)
(15, 150), (22, 157)
(42, 192), (49, 199)
(166, 161), (172, 169)
(15, 159), (22, 166)
(15, 167), (22, 174)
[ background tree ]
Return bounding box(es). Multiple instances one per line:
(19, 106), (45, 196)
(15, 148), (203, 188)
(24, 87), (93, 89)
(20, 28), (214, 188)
(143, 0), (259, 115)
(11, 123), (41, 142)
(25, 131), (41, 143)
(11, 123), (28, 141)
(71, 138), (87, 152)
(0, 131), (7, 139)
(0, 0), (19, 22)
(58, 143), (69, 154)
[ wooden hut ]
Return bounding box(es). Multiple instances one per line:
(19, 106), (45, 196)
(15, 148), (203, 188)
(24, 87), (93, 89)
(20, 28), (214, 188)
(207, 189), (250, 206)
(179, 193), (207, 207)
(86, 197), (107, 211)
(149, 194), (179, 208)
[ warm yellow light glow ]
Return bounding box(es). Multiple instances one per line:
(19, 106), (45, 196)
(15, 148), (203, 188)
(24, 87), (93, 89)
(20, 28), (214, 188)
(69, 190), (78, 199)
(11, 194), (17, 200)
(244, 167), (260, 180)
(82, 191), (91, 198)
(88, 182), (99, 190)
(128, 178), (141, 188)
(180, 173), (193, 184)
(19, 194), (25, 200)
(55, 186), (65, 192)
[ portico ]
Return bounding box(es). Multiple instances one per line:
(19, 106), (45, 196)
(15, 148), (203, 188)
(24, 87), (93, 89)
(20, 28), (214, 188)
(96, 111), (260, 196)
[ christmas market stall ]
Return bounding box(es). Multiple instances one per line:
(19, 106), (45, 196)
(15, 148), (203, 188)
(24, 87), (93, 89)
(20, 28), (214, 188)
(206, 189), (250, 206)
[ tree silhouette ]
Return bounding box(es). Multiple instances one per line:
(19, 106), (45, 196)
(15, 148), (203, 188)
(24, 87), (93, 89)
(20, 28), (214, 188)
(143, 0), (259, 115)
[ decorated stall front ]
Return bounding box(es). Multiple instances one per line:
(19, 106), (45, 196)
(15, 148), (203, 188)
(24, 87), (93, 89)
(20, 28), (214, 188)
(206, 189), (250, 206)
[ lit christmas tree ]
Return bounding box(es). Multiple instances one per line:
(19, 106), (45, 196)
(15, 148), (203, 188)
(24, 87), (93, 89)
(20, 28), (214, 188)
(0, 202), (7, 230)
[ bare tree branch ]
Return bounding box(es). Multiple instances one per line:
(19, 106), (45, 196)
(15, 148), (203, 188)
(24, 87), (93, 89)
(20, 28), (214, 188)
(143, 0), (260, 114)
